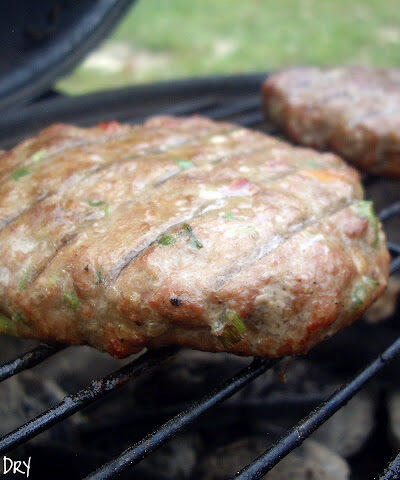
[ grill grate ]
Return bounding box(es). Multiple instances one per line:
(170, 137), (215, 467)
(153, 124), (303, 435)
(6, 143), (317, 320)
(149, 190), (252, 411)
(85, 358), (277, 480)
(0, 83), (399, 479)
(234, 337), (400, 480)
(0, 344), (64, 383)
(379, 452), (400, 480)
(0, 347), (178, 454)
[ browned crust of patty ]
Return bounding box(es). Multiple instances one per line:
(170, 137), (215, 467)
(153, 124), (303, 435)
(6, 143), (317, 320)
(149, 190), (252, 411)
(0, 116), (390, 358)
(262, 66), (400, 178)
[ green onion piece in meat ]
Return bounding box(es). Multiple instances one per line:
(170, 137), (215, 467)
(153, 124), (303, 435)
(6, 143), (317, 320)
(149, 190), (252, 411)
(18, 270), (31, 291)
(87, 200), (106, 207)
(351, 276), (379, 309)
(362, 276), (379, 288)
(63, 292), (79, 309)
(222, 212), (236, 220)
(239, 226), (256, 236)
(158, 233), (176, 246)
(96, 268), (103, 284)
(182, 223), (203, 249)
(216, 310), (246, 348)
(306, 159), (320, 169)
(0, 313), (18, 335)
(356, 200), (379, 248)
(87, 200), (109, 217)
(175, 158), (193, 170)
(351, 284), (368, 308)
(12, 167), (30, 181)
(12, 312), (27, 324)
(31, 149), (46, 163)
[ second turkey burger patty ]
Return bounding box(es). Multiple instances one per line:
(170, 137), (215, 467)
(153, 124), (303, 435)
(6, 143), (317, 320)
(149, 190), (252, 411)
(262, 66), (400, 177)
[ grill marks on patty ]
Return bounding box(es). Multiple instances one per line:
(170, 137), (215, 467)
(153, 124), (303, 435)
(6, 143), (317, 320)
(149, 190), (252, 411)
(0, 122), (131, 185)
(9, 139), (343, 300)
(0, 119), (244, 294)
(210, 205), (387, 356)
(0, 117), (237, 227)
(112, 169), (361, 332)
(15, 137), (360, 340)
(0, 126), (277, 302)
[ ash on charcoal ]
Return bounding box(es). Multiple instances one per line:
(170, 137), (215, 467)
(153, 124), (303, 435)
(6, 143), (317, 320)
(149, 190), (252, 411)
(196, 437), (350, 480)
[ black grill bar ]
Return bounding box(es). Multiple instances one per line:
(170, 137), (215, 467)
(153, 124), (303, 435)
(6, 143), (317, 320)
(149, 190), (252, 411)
(125, 97), (221, 125)
(233, 336), (400, 480)
(201, 97), (261, 120)
(378, 201), (400, 222)
(84, 358), (277, 480)
(387, 241), (400, 255)
(234, 111), (264, 127)
(0, 344), (64, 383)
(377, 451), (400, 480)
(0, 346), (178, 455)
(127, 98), (264, 127)
(390, 256), (400, 275)
(124, 96), (262, 126)
(379, 207), (400, 275)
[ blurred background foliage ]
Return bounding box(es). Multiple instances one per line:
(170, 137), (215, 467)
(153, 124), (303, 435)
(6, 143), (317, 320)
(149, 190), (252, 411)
(58, 0), (400, 94)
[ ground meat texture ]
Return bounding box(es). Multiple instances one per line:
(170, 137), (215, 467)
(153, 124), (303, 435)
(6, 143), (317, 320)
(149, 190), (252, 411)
(262, 66), (400, 178)
(0, 115), (390, 358)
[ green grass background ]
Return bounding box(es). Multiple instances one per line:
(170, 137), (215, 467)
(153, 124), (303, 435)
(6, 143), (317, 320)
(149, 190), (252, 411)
(58, 0), (400, 93)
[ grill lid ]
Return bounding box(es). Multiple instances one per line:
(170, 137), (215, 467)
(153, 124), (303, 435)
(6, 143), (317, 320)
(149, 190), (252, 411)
(0, 0), (136, 112)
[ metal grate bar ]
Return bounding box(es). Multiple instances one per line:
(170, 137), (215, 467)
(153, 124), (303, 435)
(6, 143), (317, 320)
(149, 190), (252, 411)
(201, 97), (261, 120)
(0, 344), (64, 384)
(0, 346), (178, 455)
(387, 241), (400, 255)
(234, 111), (264, 127)
(379, 207), (400, 274)
(377, 451), (400, 480)
(125, 97), (221, 125)
(390, 257), (400, 275)
(127, 99), (264, 127)
(378, 201), (400, 222)
(233, 336), (400, 480)
(84, 358), (278, 480)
